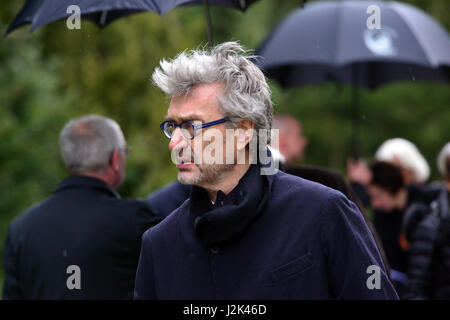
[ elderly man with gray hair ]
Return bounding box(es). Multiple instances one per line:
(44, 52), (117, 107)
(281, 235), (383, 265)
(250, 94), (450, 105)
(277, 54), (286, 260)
(3, 115), (160, 299)
(134, 42), (398, 300)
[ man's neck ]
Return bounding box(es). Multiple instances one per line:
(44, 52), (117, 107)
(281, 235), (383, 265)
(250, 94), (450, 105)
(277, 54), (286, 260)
(205, 163), (251, 203)
(76, 171), (117, 190)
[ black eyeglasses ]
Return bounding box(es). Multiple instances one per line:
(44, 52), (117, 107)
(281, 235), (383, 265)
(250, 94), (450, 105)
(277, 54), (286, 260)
(160, 117), (229, 140)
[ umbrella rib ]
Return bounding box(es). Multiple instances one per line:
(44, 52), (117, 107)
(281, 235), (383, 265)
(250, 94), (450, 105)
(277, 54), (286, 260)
(100, 11), (108, 27)
(333, 1), (344, 65)
(390, 3), (433, 67)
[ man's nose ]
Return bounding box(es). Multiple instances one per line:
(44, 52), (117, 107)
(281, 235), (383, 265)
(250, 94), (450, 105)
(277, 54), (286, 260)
(169, 128), (187, 151)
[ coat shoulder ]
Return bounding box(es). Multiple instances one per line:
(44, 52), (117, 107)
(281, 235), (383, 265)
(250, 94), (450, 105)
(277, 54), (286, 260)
(270, 171), (355, 226)
(272, 170), (343, 202)
(9, 195), (53, 231)
(107, 197), (154, 214)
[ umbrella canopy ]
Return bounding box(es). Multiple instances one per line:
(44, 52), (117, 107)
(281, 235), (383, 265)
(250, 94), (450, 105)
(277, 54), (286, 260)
(6, 0), (260, 43)
(256, 0), (450, 89)
(5, 0), (45, 35)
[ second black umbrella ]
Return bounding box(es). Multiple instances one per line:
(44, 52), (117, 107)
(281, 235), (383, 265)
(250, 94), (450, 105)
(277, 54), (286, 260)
(256, 0), (450, 156)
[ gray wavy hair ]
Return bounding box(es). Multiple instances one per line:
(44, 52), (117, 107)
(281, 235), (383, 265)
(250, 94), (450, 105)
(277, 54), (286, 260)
(59, 114), (126, 174)
(152, 41), (273, 143)
(437, 142), (450, 179)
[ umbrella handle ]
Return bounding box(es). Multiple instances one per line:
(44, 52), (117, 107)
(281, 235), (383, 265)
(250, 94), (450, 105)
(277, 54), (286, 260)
(351, 66), (360, 160)
(202, 0), (214, 45)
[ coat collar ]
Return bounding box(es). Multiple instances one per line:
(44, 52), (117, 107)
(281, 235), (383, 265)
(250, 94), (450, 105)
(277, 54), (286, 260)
(189, 164), (273, 246)
(54, 175), (121, 199)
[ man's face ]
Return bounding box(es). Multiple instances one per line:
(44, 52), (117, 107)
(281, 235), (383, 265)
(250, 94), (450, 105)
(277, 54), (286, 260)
(289, 122), (307, 162)
(166, 82), (234, 187)
(280, 120), (307, 164)
(368, 184), (397, 212)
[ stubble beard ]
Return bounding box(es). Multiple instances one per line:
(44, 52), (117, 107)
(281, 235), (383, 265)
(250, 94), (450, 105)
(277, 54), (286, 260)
(178, 162), (235, 187)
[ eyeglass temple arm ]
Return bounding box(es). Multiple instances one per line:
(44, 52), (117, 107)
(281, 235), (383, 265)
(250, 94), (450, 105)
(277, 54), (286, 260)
(197, 117), (229, 129)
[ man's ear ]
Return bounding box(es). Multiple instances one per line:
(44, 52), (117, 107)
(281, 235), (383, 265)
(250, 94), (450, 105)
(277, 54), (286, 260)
(110, 149), (121, 172)
(236, 120), (255, 151)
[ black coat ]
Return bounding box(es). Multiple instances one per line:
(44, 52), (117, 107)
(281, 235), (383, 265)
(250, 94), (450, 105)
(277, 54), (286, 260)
(134, 165), (398, 299)
(2, 176), (161, 299)
(373, 186), (439, 274)
(435, 195), (450, 299)
(403, 187), (450, 299)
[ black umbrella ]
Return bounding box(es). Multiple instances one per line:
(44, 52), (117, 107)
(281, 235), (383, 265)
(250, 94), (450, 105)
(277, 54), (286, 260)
(256, 0), (450, 157)
(5, 0), (44, 35)
(6, 0), (260, 43)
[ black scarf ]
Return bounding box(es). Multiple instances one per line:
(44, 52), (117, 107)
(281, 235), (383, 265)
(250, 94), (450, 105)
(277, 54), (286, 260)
(189, 164), (269, 246)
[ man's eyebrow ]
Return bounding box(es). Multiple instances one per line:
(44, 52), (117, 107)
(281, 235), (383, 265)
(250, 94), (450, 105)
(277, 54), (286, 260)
(165, 114), (203, 123)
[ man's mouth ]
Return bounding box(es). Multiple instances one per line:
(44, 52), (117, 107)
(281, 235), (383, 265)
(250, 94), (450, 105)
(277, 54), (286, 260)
(177, 158), (194, 169)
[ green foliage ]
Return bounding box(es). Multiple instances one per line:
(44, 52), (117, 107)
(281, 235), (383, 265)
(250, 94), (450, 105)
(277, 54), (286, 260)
(0, 0), (449, 290)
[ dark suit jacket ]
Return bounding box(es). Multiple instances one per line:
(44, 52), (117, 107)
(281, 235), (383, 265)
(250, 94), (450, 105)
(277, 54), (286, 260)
(135, 167), (399, 299)
(2, 176), (160, 300)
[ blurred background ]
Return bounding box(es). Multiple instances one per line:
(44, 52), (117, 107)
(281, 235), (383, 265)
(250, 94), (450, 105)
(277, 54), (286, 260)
(0, 0), (449, 287)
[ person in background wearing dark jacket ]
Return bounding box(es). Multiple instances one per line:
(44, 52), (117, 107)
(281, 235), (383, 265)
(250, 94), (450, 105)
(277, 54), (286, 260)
(403, 142), (450, 299)
(433, 143), (450, 299)
(367, 161), (435, 298)
(2, 115), (161, 299)
(134, 42), (398, 300)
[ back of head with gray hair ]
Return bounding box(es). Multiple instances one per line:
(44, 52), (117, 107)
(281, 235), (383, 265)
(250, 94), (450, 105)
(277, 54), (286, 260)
(152, 41), (273, 144)
(437, 142), (450, 179)
(59, 115), (126, 174)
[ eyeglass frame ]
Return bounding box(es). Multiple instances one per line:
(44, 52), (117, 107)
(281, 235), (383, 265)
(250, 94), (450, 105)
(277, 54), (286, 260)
(160, 117), (229, 140)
